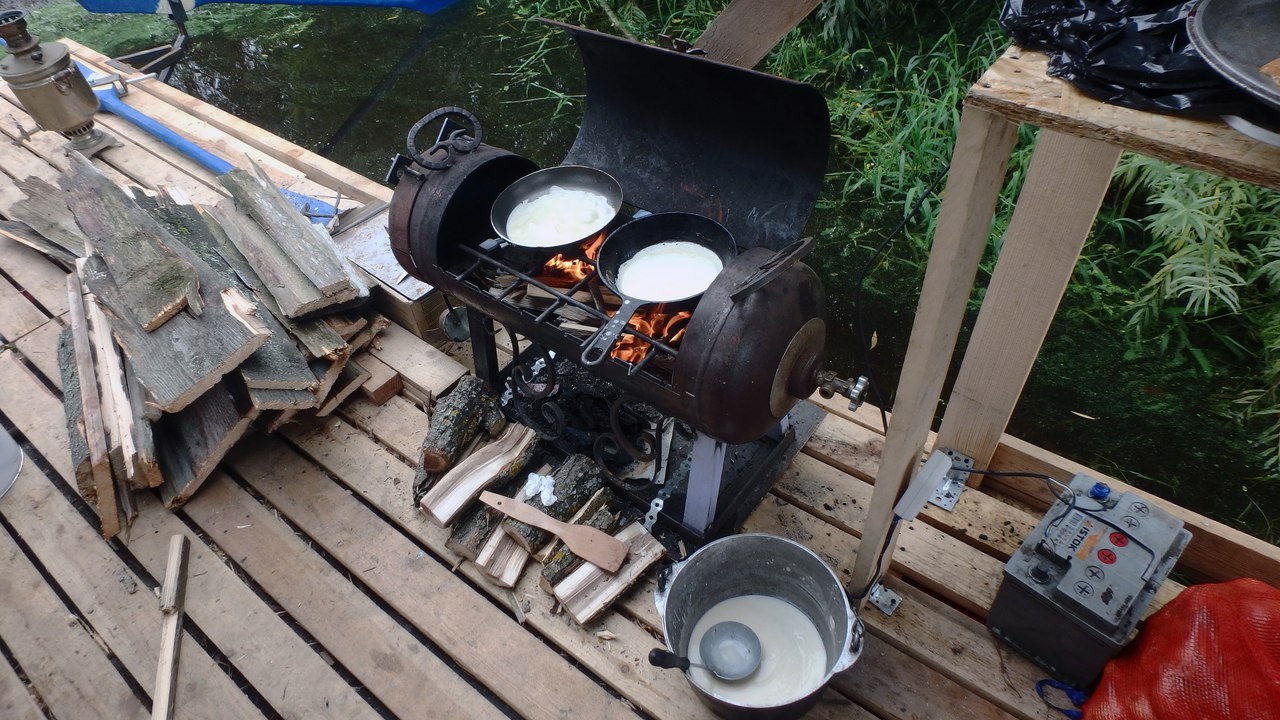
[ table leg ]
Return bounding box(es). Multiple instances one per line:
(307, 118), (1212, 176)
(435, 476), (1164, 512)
(935, 130), (1121, 481)
(849, 106), (1018, 601)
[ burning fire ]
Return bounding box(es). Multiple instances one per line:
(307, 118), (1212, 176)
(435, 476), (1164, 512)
(612, 308), (693, 364)
(538, 232), (605, 285)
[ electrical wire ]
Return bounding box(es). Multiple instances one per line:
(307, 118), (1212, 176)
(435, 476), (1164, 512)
(850, 515), (901, 600)
(853, 163), (950, 433)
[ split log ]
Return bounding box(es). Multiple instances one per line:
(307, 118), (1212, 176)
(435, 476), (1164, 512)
(419, 424), (538, 527)
(148, 197), (316, 392)
(65, 274), (119, 537)
(123, 361), (163, 488)
(419, 375), (504, 472)
(79, 252), (270, 413)
(354, 351), (402, 406)
(55, 327), (93, 500)
(85, 292), (136, 486)
(156, 380), (259, 508)
(539, 488), (622, 593)
(554, 522), (666, 626)
(60, 153), (200, 331)
(198, 204), (346, 359)
(445, 475), (525, 561)
(475, 528), (531, 589)
(502, 453), (606, 553)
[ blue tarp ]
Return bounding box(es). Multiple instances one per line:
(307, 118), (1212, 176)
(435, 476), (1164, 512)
(77, 0), (461, 16)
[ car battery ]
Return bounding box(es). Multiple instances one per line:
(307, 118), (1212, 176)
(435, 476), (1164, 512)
(987, 474), (1191, 688)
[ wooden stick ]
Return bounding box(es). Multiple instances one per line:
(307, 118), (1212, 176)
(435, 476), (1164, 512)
(475, 528), (531, 589)
(65, 272), (119, 537)
(353, 350), (403, 406)
(152, 535), (189, 720)
(55, 328), (94, 498)
(86, 294), (137, 486)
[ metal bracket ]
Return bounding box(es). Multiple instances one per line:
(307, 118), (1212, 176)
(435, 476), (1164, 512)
(867, 583), (902, 616)
(928, 449), (972, 512)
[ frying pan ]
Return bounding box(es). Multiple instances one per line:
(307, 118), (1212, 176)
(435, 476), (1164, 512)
(580, 212), (736, 366)
(490, 165), (623, 253)
(1187, 0), (1280, 111)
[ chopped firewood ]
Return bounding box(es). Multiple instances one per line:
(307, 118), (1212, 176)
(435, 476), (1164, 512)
(324, 314), (368, 340)
(354, 351), (403, 406)
(198, 203), (346, 359)
(420, 424), (538, 526)
(85, 291), (138, 487)
(418, 375), (504, 472)
(157, 380), (259, 508)
(540, 494), (622, 593)
(60, 153), (200, 331)
(316, 361), (372, 417)
(445, 475), (525, 561)
(0, 218), (78, 266)
(476, 528), (531, 589)
(123, 361), (163, 488)
(554, 522), (666, 626)
(64, 274), (119, 537)
(55, 327), (94, 500)
(4, 177), (87, 261)
(502, 454), (606, 553)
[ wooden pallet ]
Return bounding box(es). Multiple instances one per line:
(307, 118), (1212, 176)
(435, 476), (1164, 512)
(1, 34), (1278, 720)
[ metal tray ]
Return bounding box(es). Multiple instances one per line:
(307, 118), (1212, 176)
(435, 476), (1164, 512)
(1187, 0), (1280, 111)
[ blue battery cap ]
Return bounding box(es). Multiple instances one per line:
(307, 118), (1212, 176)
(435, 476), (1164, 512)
(1088, 482), (1111, 501)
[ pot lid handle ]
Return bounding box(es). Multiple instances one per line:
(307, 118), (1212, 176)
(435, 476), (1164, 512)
(729, 236), (815, 302)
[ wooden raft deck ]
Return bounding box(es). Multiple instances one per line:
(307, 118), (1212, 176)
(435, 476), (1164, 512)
(1, 43), (1279, 720)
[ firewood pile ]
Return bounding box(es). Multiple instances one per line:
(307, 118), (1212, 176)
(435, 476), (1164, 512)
(16, 152), (405, 538)
(414, 375), (666, 625)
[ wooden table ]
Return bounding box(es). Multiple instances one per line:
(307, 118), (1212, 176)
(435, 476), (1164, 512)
(852, 46), (1280, 596)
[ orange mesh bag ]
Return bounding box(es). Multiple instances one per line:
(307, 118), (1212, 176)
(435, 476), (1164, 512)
(1084, 578), (1280, 720)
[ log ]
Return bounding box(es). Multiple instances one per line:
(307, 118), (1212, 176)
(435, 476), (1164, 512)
(198, 204), (346, 359)
(65, 273), (119, 537)
(502, 454), (606, 553)
(419, 424), (538, 527)
(148, 197), (316, 392)
(55, 327), (93, 500)
(60, 154), (200, 331)
(156, 380), (259, 508)
(539, 489), (622, 593)
(475, 529), (531, 589)
(419, 375), (504, 472)
(554, 522), (666, 626)
(445, 476), (524, 561)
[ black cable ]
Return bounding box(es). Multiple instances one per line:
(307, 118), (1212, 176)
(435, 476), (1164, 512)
(850, 515), (901, 600)
(853, 163), (950, 432)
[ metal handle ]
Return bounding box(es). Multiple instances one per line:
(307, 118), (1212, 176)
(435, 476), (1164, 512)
(648, 648), (692, 672)
(406, 106), (483, 170)
(832, 614), (866, 674)
(729, 236), (815, 302)
(580, 298), (642, 366)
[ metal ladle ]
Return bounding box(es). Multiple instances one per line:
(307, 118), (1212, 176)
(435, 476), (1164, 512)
(648, 621), (762, 681)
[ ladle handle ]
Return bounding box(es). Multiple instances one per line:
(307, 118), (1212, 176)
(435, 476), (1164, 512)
(648, 648), (692, 672)
(581, 298), (642, 366)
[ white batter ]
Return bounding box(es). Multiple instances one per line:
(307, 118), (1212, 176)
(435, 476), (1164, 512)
(505, 186), (615, 248)
(616, 242), (723, 301)
(687, 594), (828, 706)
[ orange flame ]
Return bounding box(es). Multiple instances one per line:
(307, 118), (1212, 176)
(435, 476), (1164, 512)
(612, 308), (693, 364)
(538, 232), (606, 286)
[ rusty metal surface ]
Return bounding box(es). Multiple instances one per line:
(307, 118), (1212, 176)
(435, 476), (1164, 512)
(332, 209), (434, 299)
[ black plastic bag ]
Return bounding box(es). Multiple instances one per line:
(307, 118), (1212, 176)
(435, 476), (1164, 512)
(1000, 0), (1254, 115)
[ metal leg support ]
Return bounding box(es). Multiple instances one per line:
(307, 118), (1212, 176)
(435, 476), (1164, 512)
(682, 432), (728, 534)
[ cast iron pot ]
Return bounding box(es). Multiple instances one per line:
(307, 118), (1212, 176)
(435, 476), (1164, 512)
(653, 534), (864, 719)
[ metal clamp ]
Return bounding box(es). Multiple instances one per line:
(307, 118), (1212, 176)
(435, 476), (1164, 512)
(867, 583), (902, 616)
(928, 449), (972, 512)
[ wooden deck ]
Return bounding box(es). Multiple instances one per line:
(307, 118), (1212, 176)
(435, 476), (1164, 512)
(1, 41), (1278, 720)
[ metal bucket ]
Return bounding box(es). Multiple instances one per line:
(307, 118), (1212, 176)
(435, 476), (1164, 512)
(653, 534), (863, 720)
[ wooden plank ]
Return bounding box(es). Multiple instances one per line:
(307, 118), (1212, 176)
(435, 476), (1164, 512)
(0, 656), (43, 720)
(367, 322), (467, 404)
(0, 218), (79, 266)
(65, 41), (391, 204)
(695, 0), (820, 68)
(554, 522), (666, 626)
(851, 106), (1018, 601)
(0, 528), (149, 720)
(151, 535), (188, 720)
(968, 48), (1280, 191)
(123, 361), (163, 488)
(353, 350), (403, 405)
(183, 473), (519, 720)
(936, 131), (1121, 476)
(14, 317), (65, 389)
(65, 274), (118, 534)
(0, 461), (266, 720)
(7, 176), (88, 259)
(0, 232), (71, 317)
(156, 380), (258, 508)
(0, 277), (52, 342)
(223, 436), (640, 720)
(338, 394), (424, 463)
(832, 634), (1018, 720)
(315, 360), (371, 416)
(125, 495), (383, 720)
(81, 253), (270, 413)
(280, 418), (725, 720)
(0, 122), (61, 183)
(87, 294), (137, 485)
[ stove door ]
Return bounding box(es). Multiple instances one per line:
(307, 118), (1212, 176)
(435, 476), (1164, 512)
(551, 21), (830, 253)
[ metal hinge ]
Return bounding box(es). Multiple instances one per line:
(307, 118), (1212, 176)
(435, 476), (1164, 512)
(928, 449), (972, 512)
(867, 583), (902, 616)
